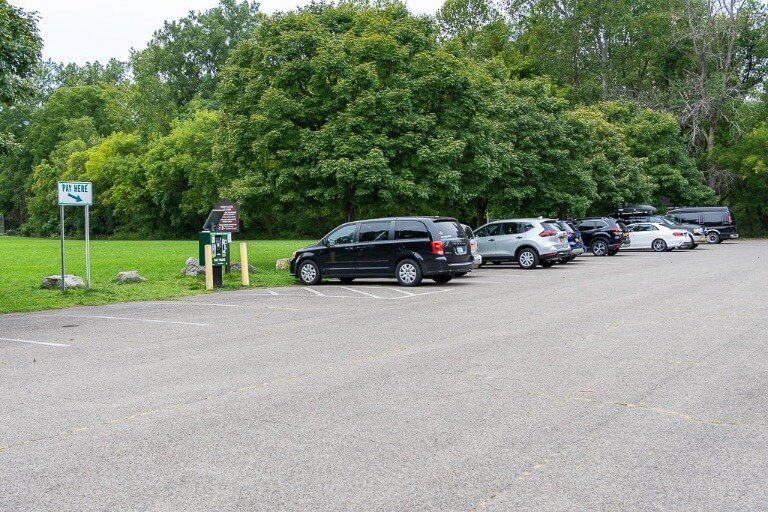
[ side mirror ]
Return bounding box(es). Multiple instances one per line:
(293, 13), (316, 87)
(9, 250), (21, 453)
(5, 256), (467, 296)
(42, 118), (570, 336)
(322, 238), (330, 247)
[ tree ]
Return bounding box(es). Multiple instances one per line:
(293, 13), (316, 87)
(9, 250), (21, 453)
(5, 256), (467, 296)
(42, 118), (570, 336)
(0, 0), (42, 105)
(144, 108), (222, 235)
(131, 0), (261, 131)
(218, 2), (488, 227)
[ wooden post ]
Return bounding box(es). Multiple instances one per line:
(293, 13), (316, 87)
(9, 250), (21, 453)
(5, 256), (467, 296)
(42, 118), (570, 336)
(239, 242), (250, 286)
(204, 244), (214, 291)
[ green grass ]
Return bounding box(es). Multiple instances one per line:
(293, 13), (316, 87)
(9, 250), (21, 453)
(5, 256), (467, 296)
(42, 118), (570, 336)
(0, 236), (314, 313)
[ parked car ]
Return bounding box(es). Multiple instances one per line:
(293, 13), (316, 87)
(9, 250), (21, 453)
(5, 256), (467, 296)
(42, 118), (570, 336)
(555, 220), (585, 262)
(615, 205), (707, 248)
(290, 217), (474, 286)
(473, 218), (571, 269)
(574, 217), (628, 256)
(624, 222), (690, 251)
(461, 224), (483, 273)
(667, 206), (738, 244)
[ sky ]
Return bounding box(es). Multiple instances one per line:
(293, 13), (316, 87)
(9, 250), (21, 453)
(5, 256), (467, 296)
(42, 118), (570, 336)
(12, 0), (444, 66)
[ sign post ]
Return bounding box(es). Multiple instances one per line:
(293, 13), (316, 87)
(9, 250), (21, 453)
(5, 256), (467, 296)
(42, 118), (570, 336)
(57, 181), (93, 291)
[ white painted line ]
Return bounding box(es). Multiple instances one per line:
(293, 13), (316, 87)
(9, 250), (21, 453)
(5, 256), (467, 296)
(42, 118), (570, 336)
(268, 290), (279, 296)
(389, 288), (416, 296)
(303, 287), (327, 297)
(0, 337), (70, 348)
(409, 288), (450, 297)
(43, 314), (211, 327)
(339, 287), (382, 299)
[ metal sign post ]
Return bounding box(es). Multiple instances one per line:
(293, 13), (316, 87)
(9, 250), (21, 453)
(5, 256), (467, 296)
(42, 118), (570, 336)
(57, 181), (93, 291)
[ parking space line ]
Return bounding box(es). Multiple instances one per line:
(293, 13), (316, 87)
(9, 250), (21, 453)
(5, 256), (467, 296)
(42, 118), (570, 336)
(303, 287), (327, 297)
(389, 288), (416, 296)
(41, 314), (211, 327)
(268, 291), (279, 296)
(339, 287), (382, 299)
(0, 337), (70, 348)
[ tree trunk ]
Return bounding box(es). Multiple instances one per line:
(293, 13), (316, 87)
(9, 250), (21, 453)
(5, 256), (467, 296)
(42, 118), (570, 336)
(345, 201), (355, 223)
(475, 198), (487, 227)
(705, 124), (716, 189)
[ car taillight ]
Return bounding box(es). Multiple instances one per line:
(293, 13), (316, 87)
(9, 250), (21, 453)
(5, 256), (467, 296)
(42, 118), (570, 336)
(673, 231), (685, 237)
(727, 212), (733, 223)
(611, 226), (622, 234)
(431, 240), (444, 255)
(539, 229), (557, 237)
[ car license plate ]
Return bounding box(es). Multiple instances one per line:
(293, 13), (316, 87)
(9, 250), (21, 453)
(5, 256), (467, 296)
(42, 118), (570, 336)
(456, 246), (466, 255)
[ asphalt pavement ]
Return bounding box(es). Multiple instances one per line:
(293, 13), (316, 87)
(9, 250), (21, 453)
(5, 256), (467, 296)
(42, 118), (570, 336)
(1, 241), (767, 511)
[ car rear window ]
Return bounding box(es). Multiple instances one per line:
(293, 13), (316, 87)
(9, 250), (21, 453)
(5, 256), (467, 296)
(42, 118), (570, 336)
(434, 220), (464, 239)
(702, 212), (725, 224)
(542, 221), (562, 231)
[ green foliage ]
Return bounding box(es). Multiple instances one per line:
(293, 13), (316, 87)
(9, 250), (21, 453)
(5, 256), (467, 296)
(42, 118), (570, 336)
(131, 0), (261, 131)
(0, 0), (42, 105)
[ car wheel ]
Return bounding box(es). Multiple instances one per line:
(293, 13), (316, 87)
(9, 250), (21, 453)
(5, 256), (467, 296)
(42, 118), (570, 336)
(707, 232), (720, 244)
(651, 238), (667, 252)
(396, 259), (422, 287)
(541, 261), (555, 268)
(298, 260), (321, 285)
(455, 272), (468, 277)
(517, 248), (539, 269)
(338, 277), (355, 284)
(433, 275), (453, 284)
(590, 240), (608, 256)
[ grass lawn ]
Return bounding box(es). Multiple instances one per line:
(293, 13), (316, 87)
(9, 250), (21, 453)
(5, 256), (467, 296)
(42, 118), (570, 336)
(0, 236), (314, 313)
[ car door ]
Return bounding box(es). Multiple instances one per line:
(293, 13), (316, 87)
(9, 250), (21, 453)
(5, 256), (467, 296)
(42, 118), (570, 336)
(318, 222), (360, 276)
(632, 224), (654, 248)
(494, 222), (521, 258)
(474, 223), (501, 257)
(355, 220), (394, 276)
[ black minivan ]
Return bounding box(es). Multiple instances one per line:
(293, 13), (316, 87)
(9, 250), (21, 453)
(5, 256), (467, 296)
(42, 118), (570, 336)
(290, 217), (474, 286)
(667, 207), (738, 244)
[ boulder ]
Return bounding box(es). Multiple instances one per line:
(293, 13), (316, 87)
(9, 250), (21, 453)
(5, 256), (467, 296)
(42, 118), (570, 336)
(114, 270), (146, 284)
(41, 274), (85, 289)
(230, 262), (257, 274)
(181, 257), (205, 277)
(275, 258), (290, 270)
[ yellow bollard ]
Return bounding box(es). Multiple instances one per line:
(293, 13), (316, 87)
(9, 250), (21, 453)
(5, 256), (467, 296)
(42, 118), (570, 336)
(204, 244), (214, 291)
(240, 242), (250, 286)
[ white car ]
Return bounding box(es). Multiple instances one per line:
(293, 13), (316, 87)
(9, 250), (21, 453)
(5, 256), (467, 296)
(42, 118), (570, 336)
(461, 224), (483, 269)
(625, 223), (689, 252)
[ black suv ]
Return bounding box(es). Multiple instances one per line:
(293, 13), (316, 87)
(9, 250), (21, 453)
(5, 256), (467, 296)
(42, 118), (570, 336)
(574, 217), (628, 256)
(290, 217), (474, 286)
(667, 207), (738, 244)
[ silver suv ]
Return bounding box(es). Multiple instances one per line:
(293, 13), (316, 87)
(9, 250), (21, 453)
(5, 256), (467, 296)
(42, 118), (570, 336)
(474, 218), (572, 269)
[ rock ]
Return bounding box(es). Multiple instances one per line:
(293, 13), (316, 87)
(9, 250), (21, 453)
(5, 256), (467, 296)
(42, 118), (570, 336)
(41, 274), (85, 289)
(181, 257), (205, 277)
(114, 270), (146, 284)
(275, 258), (290, 270)
(230, 262), (257, 274)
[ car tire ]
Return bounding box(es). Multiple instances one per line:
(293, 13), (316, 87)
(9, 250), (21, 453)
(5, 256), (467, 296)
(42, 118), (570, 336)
(590, 239), (608, 256)
(517, 248), (539, 269)
(455, 272), (468, 277)
(432, 275), (453, 284)
(607, 249), (618, 256)
(396, 259), (422, 287)
(338, 277), (355, 284)
(541, 261), (555, 268)
(297, 260), (321, 285)
(707, 232), (720, 244)
(651, 238), (667, 252)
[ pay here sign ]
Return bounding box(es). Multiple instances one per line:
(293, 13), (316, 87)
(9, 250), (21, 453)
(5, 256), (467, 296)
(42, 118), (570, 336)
(58, 181), (93, 206)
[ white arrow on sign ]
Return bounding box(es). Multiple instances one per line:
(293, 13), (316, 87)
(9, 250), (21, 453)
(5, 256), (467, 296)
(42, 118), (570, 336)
(58, 181), (93, 206)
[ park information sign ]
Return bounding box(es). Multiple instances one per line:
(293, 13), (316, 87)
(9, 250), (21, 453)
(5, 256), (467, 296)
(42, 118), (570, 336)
(214, 199), (240, 232)
(57, 181), (93, 291)
(58, 181), (93, 206)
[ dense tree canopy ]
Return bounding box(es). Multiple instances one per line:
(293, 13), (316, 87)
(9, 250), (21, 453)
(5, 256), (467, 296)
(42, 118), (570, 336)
(1, 0), (766, 238)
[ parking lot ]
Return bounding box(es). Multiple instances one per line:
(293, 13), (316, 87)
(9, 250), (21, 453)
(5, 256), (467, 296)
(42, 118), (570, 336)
(1, 241), (767, 511)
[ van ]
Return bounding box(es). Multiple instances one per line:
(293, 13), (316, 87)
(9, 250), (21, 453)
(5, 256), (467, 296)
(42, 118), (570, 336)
(290, 217), (474, 286)
(666, 207), (738, 244)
